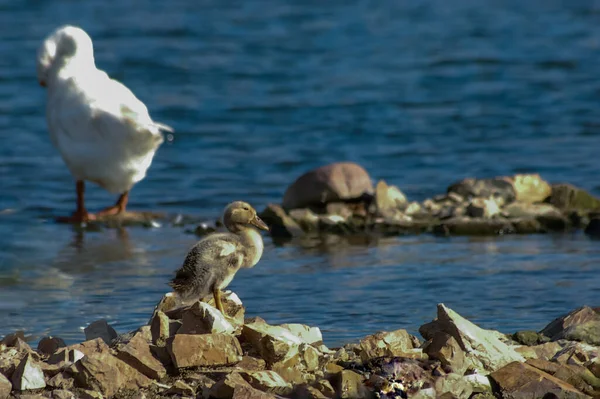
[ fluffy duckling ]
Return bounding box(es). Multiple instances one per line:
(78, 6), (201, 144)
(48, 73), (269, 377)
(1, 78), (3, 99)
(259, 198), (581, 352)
(37, 25), (173, 223)
(169, 201), (269, 314)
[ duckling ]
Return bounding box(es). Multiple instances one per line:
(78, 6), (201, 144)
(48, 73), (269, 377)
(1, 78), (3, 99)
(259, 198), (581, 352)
(169, 201), (269, 314)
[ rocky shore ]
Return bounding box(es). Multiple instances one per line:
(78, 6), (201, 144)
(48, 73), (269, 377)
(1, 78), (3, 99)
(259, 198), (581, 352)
(1, 292), (599, 399)
(70, 162), (600, 242)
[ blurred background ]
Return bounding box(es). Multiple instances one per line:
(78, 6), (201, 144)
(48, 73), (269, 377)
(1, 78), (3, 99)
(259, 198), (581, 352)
(1, 0), (599, 346)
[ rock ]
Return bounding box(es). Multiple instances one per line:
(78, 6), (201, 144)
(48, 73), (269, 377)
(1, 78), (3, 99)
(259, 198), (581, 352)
(433, 217), (515, 236)
(466, 197), (501, 218)
(490, 361), (589, 398)
(0, 372), (11, 399)
(236, 356), (266, 372)
(115, 332), (166, 380)
(423, 332), (469, 375)
(209, 372), (252, 399)
(289, 209), (320, 232)
(259, 204), (304, 238)
(52, 390), (75, 399)
(11, 353), (45, 391)
(292, 384), (329, 399)
(167, 333), (242, 368)
(584, 217), (600, 237)
(313, 379), (336, 397)
(149, 310), (170, 346)
(529, 341), (564, 360)
(330, 370), (370, 399)
(447, 177), (516, 204)
(375, 180), (407, 217)
(547, 183), (600, 211)
(357, 330), (414, 362)
(510, 174), (552, 204)
(241, 370), (292, 395)
(151, 292), (180, 316)
(242, 320), (304, 365)
(83, 320), (118, 345)
(511, 330), (549, 346)
(1, 332), (26, 347)
(203, 291), (246, 326)
(37, 337), (66, 356)
(282, 162), (374, 210)
(526, 359), (599, 394)
(588, 359), (600, 379)
(74, 351), (152, 396)
(178, 301), (235, 335)
(0, 347), (23, 380)
(165, 380), (195, 396)
(280, 324), (323, 345)
(77, 390), (103, 399)
(434, 373), (473, 398)
(504, 202), (562, 219)
(68, 338), (110, 357)
(46, 372), (74, 390)
(541, 306), (600, 345)
(47, 348), (85, 367)
(552, 342), (598, 366)
(232, 384), (278, 399)
(463, 373), (492, 393)
(419, 304), (524, 373)
(405, 201), (423, 216)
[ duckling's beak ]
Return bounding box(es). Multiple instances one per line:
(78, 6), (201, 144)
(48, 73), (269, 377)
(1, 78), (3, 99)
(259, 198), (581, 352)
(251, 215), (269, 231)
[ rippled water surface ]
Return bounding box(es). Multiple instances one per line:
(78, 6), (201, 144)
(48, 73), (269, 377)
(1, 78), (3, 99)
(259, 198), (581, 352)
(1, 0), (600, 346)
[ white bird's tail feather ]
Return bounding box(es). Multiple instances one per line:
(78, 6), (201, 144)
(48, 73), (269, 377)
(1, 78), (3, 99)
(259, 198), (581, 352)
(153, 122), (174, 133)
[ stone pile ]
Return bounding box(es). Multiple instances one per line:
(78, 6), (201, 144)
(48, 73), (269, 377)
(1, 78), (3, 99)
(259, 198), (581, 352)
(1, 295), (599, 398)
(259, 162), (600, 240)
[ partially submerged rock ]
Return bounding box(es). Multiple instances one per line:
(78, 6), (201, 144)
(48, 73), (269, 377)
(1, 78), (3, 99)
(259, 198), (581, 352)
(282, 162), (374, 210)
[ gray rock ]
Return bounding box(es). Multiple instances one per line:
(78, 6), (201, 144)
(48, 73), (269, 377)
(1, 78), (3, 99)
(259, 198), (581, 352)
(11, 354), (45, 391)
(419, 304), (524, 374)
(83, 320), (118, 345)
(282, 162), (373, 210)
(447, 177), (516, 203)
(423, 332), (469, 375)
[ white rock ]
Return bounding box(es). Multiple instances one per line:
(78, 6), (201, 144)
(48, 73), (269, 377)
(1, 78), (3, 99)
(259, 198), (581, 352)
(12, 354), (46, 391)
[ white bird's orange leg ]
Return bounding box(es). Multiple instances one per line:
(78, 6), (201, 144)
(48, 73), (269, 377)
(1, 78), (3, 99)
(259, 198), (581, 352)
(97, 191), (129, 217)
(57, 180), (96, 224)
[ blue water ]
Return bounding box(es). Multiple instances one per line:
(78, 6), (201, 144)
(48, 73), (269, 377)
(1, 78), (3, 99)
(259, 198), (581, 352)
(1, 0), (600, 346)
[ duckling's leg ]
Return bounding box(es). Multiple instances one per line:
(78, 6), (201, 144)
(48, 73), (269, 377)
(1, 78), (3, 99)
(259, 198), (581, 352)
(58, 180), (96, 224)
(213, 287), (225, 314)
(97, 191), (129, 217)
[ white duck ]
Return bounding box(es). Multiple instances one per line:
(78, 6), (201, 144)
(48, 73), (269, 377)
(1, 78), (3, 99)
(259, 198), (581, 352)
(37, 25), (173, 223)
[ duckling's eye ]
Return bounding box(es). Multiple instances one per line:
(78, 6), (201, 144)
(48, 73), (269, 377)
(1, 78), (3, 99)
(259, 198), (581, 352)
(243, 207), (249, 211)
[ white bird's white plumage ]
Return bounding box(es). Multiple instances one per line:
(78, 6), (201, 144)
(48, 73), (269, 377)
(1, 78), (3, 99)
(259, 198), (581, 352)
(37, 25), (172, 194)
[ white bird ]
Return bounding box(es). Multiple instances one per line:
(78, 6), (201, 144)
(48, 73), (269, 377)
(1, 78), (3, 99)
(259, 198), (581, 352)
(37, 25), (173, 223)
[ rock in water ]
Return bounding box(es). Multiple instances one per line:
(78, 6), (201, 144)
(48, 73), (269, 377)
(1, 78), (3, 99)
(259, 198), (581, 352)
(547, 183), (600, 211)
(419, 304), (524, 373)
(447, 177), (516, 203)
(510, 174), (552, 204)
(540, 306), (600, 345)
(84, 319), (118, 344)
(282, 162), (373, 210)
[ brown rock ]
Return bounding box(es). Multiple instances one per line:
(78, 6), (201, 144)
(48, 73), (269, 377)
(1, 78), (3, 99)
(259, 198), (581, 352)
(288, 208), (320, 232)
(330, 370), (370, 399)
(241, 370), (292, 395)
(292, 384), (329, 399)
(167, 333), (242, 368)
(0, 372), (11, 399)
(232, 384), (277, 399)
(0, 347), (23, 379)
(529, 341), (563, 360)
(282, 162), (374, 210)
(588, 359), (600, 379)
(149, 310), (170, 346)
(242, 321), (303, 365)
(553, 343), (597, 366)
(51, 390), (75, 399)
(547, 183), (600, 211)
(259, 204), (305, 238)
(165, 380), (195, 396)
(149, 344), (172, 368)
(46, 372), (74, 390)
(151, 292), (181, 316)
(47, 348), (85, 367)
(68, 338), (110, 357)
(11, 353), (45, 391)
(0, 332), (26, 347)
(541, 306), (600, 345)
(423, 332), (469, 375)
(77, 390), (103, 399)
(419, 304), (523, 373)
(511, 174), (552, 204)
(280, 324), (324, 345)
(313, 379), (336, 397)
(434, 373), (473, 398)
(116, 332), (166, 380)
(178, 301), (235, 335)
(74, 351), (152, 397)
(236, 356), (266, 372)
(209, 372), (252, 399)
(357, 329), (414, 362)
(83, 319), (118, 345)
(490, 361), (588, 398)
(203, 291), (246, 326)
(37, 337), (66, 356)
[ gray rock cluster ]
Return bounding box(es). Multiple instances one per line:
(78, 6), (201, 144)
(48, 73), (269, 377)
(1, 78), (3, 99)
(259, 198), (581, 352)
(1, 293), (599, 398)
(258, 162), (600, 241)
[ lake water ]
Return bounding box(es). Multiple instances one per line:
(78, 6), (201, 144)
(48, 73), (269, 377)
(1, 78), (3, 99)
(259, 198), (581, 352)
(1, 0), (600, 347)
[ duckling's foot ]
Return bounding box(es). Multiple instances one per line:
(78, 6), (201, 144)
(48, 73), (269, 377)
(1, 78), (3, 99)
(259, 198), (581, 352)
(97, 191), (129, 217)
(213, 287), (225, 315)
(56, 209), (96, 224)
